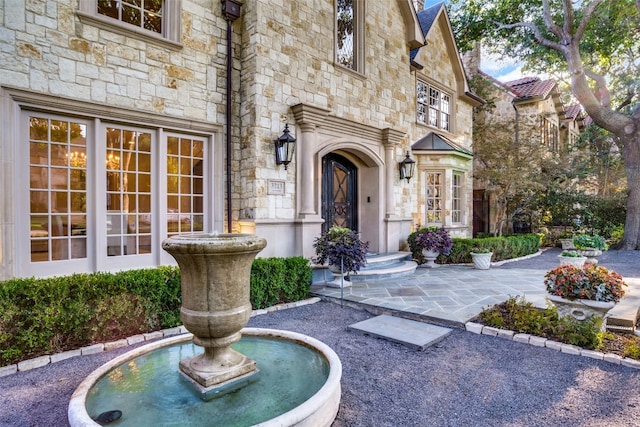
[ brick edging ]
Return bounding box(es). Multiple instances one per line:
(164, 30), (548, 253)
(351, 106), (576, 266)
(465, 321), (640, 369)
(0, 297), (322, 378)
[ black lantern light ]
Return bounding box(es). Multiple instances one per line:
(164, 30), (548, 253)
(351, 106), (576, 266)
(274, 124), (296, 170)
(399, 151), (416, 182)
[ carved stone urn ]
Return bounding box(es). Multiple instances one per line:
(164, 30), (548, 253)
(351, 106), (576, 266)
(162, 233), (267, 390)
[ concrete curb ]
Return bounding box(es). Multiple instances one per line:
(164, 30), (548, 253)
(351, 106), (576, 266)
(0, 297), (322, 378)
(465, 321), (640, 370)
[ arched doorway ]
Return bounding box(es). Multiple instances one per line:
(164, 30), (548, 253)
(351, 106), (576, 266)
(322, 153), (358, 233)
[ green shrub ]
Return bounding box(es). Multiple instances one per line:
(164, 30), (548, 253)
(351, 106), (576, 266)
(478, 296), (558, 337)
(0, 257), (311, 366)
(477, 296), (604, 349)
(250, 257), (311, 309)
(0, 268), (182, 365)
(443, 234), (540, 264)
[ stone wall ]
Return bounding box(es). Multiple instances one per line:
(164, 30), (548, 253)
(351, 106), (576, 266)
(240, 0), (428, 223)
(0, 0), (228, 121)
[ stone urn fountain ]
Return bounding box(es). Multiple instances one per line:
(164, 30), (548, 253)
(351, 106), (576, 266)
(69, 232), (342, 427)
(162, 233), (267, 391)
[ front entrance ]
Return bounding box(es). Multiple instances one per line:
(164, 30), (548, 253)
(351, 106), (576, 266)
(322, 153), (358, 233)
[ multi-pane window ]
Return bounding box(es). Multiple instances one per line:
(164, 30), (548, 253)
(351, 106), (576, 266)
(336, 0), (363, 71)
(417, 81), (451, 132)
(425, 172), (443, 224)
(98, 0), (163, 33)
(77, 0), (180, 45)
(24, 112), (210, 274)
(452, 172), (462, 224)
(105, 128), (152, 256)
(543, 118), (559, 151)
(166, 136), (205, 236)
(29, 117), (88, 262)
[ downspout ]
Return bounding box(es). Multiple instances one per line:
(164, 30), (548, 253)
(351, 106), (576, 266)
(512, 100), (519, 143)
(222, 1), (242, 233)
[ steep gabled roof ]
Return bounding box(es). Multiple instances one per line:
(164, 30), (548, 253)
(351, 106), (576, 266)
(410, 2), (444, 61)
(410, 2), (483, 106)
(411, 131), (473, 157)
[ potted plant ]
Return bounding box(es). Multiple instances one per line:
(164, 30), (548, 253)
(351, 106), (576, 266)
(573, 234), (608, 264)
(544, 264), (627, 321)
(557, 250), (587, 268)
(470, 246), (493, 270)
(410, 226), (453, 268)
(558, 231), (575, 250)
(313, 226), (369, 287)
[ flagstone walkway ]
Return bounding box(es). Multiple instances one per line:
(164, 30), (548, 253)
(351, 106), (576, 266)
(311, 248), (640, 327)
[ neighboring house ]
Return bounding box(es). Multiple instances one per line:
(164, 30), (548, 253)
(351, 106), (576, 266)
(562, 104), (585, 147)
(0, 0), (478, 280)
(463, 48), (583, 235)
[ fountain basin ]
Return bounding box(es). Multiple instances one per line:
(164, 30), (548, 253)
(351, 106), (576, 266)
(68, 328), (342, 427)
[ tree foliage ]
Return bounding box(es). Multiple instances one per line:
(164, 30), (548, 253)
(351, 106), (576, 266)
(450, 0), (640, 248)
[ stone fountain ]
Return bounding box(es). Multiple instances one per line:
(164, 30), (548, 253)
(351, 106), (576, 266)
(161, 233), (265, 393)
(68, 233), (342, 426)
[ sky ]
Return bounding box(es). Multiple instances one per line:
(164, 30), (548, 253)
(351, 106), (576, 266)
(423, 0), (525, 82)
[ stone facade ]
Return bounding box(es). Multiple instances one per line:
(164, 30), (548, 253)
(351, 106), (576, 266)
(0, 0), (476, 279)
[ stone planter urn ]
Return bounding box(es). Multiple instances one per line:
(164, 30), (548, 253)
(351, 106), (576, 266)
(162, 233), (267, 390)
(421, 249), (440, 268)
(559, 238), (575, 250)
(558, 254), (587, 268)
(577, 248), (603, 264)
(470, 252), (493, 270)
(546, 294), (615, 322)
(327, 263), (352, 288)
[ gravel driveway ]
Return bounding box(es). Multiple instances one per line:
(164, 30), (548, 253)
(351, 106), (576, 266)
(2, 249), (640, 427)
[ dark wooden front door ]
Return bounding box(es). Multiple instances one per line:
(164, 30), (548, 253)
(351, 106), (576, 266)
(473, 189), (489, 237)
(322, 153), (358, 233)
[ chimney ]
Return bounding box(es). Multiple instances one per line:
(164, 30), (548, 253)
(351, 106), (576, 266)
(413, 0), (425, 12)
(462, 41), (482, 76)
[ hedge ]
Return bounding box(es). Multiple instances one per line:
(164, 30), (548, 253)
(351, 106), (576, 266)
(408, 232), (540, 265)
(0, 257), (311, 366)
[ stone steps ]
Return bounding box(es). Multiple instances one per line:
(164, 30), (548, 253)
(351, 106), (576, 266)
(606, 277), (640, 334)
(312, 252), (418, 284)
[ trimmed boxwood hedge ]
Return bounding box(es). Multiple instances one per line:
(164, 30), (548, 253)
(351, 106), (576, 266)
(0, 257), (312, 366)
(408, 232), (540, 264)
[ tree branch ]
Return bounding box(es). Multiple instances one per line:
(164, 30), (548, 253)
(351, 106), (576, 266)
(495, 21), (565, 52)
(576, 0), (607, 42)
(615, 89), (633, 112)
(561, 0), (574, 38)
(584, 67), (611, 108)
(542, 0), (565, 40)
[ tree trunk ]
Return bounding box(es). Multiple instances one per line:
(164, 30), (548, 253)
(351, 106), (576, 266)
(564, 46), (640, 249)
(621, 133), (640, 249)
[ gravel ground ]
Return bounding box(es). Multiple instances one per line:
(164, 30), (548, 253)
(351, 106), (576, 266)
(2, 249), (640, 427)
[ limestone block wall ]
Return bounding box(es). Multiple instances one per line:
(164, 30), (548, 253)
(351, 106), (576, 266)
(0, 0), (228, 121)
(238, 0), (423, 223)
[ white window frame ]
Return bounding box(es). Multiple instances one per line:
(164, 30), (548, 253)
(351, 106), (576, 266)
(417, 80), (452, 132)
(77, 0), (183, 50)
(424, 170), (444, 226)
(452, 171), (463, 224)
(14, 106), (217, 278)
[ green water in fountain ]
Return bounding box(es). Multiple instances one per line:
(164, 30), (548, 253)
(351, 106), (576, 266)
(85, 336), (329, 426)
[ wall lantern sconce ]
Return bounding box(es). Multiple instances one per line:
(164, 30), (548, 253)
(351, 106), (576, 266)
(274, 124), (296, 170)
(399, 151), (416, 182)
